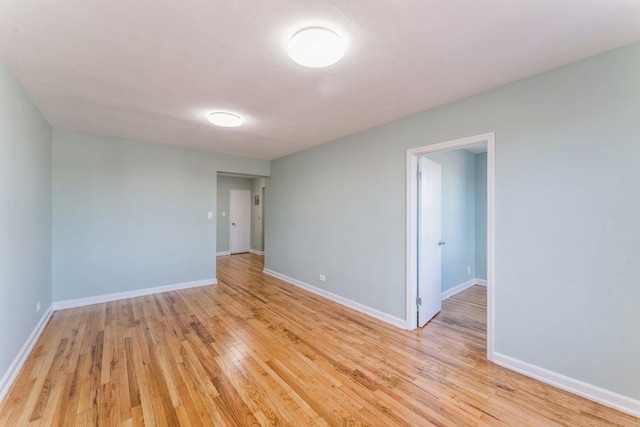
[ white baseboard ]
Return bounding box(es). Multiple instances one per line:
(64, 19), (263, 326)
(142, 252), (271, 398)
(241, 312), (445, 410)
(216, 251), (231, 256)
(0, 305), (53, 402)
(493, 352), (640, 418)
(441, 278), (477, 301)
(52, 278), (218, 311)
(249, 249), (264, 256)
(263, 269), (407, 329)
(441, 278), (488, 301)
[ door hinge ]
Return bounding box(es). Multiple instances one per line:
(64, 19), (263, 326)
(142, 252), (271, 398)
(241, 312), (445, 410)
(417, 171), (422, 180)
(416, 297), (422, 305)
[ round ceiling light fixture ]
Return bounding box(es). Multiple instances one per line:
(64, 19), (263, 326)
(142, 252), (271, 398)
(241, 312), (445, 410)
(288, 26), (345, 68)
(207, 112), (243, 127)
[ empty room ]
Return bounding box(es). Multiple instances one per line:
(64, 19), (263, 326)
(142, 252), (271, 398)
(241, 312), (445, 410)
(1, 1), (639, 426)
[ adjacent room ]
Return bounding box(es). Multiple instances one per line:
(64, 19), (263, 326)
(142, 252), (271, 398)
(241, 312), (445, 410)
(1, 1), (639, 425)
(416, 144), (488, 331)
(216, 174), (266, 256)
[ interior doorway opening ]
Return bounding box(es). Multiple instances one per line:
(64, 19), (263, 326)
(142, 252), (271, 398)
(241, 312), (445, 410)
(406, 133), (495, 360)
(216, 173), (267, 257)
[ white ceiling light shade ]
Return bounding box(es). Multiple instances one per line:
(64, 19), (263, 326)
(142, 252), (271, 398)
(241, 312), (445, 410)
(288, 26), (345, 68)
(207, 112), (243, 127)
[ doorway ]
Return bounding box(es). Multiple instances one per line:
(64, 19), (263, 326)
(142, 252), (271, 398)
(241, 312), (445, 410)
(217, 174), (267, 257)
(230, 189), (251, 254)
(406, 133), (495, 360)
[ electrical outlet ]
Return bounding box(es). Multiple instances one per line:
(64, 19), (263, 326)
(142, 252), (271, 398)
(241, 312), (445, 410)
(319, 274), (326, 282)
(36, 301), (41, 312)
(467, 266), (471, 275)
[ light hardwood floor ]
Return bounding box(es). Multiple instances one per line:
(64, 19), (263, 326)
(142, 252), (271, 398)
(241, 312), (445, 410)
(0, 254), (637, 426)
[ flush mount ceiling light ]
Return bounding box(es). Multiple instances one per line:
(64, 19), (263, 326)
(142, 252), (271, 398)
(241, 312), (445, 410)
(288, 26), (345, 68)
(207, 112), (243, 127)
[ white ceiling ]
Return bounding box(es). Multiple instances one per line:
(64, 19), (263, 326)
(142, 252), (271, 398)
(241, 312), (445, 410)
(1, 1), (639, 160)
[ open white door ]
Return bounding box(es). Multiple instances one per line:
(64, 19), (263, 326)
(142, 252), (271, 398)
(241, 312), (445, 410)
(230, 189), (251, 254)
(418, 157), (442, 327)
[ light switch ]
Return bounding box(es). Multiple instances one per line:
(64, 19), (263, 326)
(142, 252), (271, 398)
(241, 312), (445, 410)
(207, 212), (213, 219)
(222, 211), (226, 216)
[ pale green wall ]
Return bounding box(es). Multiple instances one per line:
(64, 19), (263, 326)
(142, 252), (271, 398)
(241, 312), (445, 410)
(0, 59), (52, 387)
(52, 131), (270, 301)
(425, 150), (477, 291)
(216, 176), (253, 252)
(475, 153), (488, 280)
(251, 177), (266, 252)
(266, 42), (640, 400)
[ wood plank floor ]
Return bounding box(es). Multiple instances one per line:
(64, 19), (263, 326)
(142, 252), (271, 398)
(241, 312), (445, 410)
(0, 254), (637, 426)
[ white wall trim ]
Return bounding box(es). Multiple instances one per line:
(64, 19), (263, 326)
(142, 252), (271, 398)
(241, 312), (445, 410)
(52, 278), (217, 311)
(440, 278), (487, 301)
(406, 132), (496, 357)
(216, 251), (231, 256)
(263, 269), (407, 329)
(0, 305), (53, 403)
(441, 279), (476, 301)
(249, 249), (264, 256)
(493, 352), (640, 418)
(405, 152), (419, 330)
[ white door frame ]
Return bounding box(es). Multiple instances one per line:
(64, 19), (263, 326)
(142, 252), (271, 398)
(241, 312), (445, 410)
(405, 132), (496, 360)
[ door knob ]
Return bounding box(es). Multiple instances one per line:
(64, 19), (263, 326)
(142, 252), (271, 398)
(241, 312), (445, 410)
(438, 241), (445, 246)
